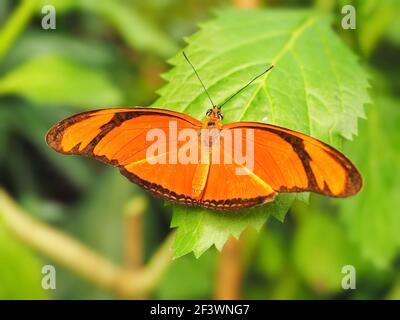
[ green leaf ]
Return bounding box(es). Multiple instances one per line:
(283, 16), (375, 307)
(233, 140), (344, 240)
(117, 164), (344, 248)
(355, 0), (400, 57)
(91, 0), (178, 58)
(171, 204), (270, 259)
(0, 55), (123, 107)
(340, 94), (400, 268)
(385, 17), (400, 47)
(154, 8), (369, 258)
(4, 31), (115, 68)
(37, 0), (78, 14)
(40, 0), (177, 57)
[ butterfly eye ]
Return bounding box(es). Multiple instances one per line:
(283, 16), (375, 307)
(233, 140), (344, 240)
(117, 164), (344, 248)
(218, 113), (224, 120)
(206, 109), (213, 116)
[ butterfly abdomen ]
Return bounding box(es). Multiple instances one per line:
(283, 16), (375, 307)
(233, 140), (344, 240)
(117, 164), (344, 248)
(191, 144), (211, 199)
(191, 163), (210, 199)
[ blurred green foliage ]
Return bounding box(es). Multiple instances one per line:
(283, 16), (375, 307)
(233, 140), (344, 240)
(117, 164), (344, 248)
(0, 221), (48, 299)
(0, 0), (399, 299)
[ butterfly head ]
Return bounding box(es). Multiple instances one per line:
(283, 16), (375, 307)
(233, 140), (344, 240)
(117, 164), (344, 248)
(205, 107), (224, 127)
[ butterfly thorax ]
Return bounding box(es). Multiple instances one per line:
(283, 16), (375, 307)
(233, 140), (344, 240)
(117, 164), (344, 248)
(203, 106), (223, 129)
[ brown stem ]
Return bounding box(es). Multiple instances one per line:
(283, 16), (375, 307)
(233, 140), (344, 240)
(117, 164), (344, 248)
(214, 237), (243, 300)
(0, 188), (174, 299)
(123, 195), (148, 270)
(124, 214), (143, 269)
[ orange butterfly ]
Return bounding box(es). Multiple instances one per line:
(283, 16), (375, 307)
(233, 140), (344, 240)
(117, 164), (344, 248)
(46, 53), (362, 211)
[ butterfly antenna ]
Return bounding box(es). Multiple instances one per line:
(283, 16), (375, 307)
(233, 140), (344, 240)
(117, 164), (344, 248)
(183, 51), (215, 107)
(219, 65), (274, 109)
